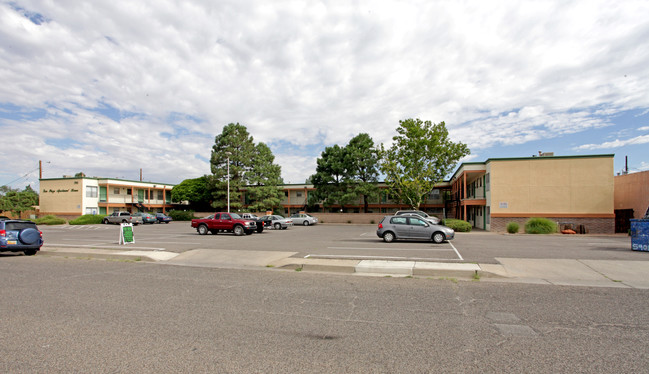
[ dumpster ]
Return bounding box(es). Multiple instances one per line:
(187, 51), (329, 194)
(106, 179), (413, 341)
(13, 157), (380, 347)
(630, 219), (649, 252)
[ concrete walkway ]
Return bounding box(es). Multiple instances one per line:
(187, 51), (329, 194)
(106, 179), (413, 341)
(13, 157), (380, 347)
(39, 246), (649, 289)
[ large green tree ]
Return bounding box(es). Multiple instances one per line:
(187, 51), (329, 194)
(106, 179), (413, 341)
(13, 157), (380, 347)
(380, 119), (470, 209)
(345, 133), (380, 213)
(309, 145), (356, 211)
(171, 176), (211, 209)
(245, 142), (284, 212)
(208, 123), (283, 212)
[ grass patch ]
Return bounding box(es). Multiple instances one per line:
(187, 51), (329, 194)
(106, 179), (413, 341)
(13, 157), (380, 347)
(442, 219), (472, 232)
(524, 217), (557, 234)
(295, 266), (303, 272)
(69, 214), (105, 225)
(35, 215), (67, 225)
(473, 271), (481, 281)
(266, 264), (275, 268)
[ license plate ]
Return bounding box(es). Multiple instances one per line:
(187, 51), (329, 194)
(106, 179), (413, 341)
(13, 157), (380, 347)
(8, 240), (17, 245)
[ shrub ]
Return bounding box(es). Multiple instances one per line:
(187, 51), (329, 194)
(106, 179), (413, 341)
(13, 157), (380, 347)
(69, 214), (106, 225)
(442, 219), (472, 232)
(524, 217), (557, 234)
(35, 215), (67, 225)
(168, 210), (195, 221)
(506, 222), (519, 234)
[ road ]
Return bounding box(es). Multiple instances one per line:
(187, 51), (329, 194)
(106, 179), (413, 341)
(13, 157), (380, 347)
(2, 256), (648, 373)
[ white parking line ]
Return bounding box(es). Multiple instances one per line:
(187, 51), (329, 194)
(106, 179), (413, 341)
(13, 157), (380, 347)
(306, 254), (459, 261)
(449, 241), (463, 261)
(328, 246), (452, 252)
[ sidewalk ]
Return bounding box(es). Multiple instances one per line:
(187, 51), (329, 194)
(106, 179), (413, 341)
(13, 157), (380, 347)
(40, 246), (649, 289)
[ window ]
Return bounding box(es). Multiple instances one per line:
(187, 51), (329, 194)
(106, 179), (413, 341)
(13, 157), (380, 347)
(485, 173), (490, 192)
(221, 213), (231, 220)
(85, 207), (98, 215)
(486, 207), (490, 224)
(114, 188), (120, 194)
(409, 217), (426, 226)
(127, 188), (132, 195)
(391, 217), (407, 225)
(296, 191), (303, 197)
(86, 186), (98, 198)
(430, 189), (440, 200)
(157, 191), (163, 200)
(145, 190), (149, 200)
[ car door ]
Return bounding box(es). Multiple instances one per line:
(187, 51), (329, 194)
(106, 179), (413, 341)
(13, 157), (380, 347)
(390, 216), (410, 238)
(408, 217), (431, 239)
(211, 213), (221, 229)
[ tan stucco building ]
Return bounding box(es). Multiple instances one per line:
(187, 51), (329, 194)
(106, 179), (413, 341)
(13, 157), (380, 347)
(447, 154), (615, 233)
(39, 177), (175, 218)
(614, 170), (649, 232)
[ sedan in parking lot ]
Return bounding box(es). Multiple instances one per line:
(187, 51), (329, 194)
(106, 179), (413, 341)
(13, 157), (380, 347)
(259, 215), (293, 230)
(155, 213), (172, 224)
(376, 215), (454, 243)
(289, 213), (318, 226)
(133, 212), (157, 224)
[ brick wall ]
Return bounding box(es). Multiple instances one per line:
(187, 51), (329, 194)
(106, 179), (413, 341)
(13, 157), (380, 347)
(491, 217), (614, 234)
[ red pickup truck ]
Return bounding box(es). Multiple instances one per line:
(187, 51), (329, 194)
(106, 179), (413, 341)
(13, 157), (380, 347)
(191, 212), (258, 236)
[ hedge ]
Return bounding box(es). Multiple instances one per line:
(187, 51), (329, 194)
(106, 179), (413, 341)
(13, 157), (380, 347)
(442, 219), (472, 232)
(168, 210), (195, 221)
(524, 217), (557, 234)
(69, 214), (106, 225)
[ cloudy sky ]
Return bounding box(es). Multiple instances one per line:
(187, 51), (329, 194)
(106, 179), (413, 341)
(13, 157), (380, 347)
(1, 0), (648, 190)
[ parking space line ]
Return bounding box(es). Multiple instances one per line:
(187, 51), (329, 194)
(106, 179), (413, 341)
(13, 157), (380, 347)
(449, 241), (464, 261)
(328, 246), (452, 252)
(306, 254), (460, 261)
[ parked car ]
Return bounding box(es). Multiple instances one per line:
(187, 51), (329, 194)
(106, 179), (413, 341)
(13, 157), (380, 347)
(102, 211), (143, 225)
(395, 210), (441, 224)
(155, 213), (173, 224)
(0, 219), (43, 256)
(239, 213), (264, 233)
(133, 212), (157, 224)
(259, 215), (293, 230)
(290, 213), (318, 226)
(376, 215), (454, 243)
(191, 212), (257, 236)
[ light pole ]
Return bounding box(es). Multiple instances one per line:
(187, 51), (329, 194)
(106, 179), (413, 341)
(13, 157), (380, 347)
(227, 155), (230, 213)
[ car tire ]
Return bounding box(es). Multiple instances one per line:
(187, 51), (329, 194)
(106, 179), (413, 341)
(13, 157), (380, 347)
(302, 221), (309, 226)
(256, 226), (264, 233)
(432, 232), (445, 244)
(274, 223), (281, 230)
(233, 225), (244, 236)
(197, 224), (208, 235)
(18, 228), (40, 245)
(103, 218), (109, 224)
(24, 249), (37, 256)
(383, 231), (395, 243)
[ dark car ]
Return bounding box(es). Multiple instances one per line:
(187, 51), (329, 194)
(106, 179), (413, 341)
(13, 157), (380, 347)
(0, 219), (43, 256)
(155, 213), (172, 224)
(376, 215), (454, 243)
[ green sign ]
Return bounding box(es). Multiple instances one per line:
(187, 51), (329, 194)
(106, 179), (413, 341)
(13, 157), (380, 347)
(119, 223), (135, 244)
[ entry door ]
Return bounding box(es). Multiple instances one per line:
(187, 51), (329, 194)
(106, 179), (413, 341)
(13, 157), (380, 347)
(138, 190), (144, 203)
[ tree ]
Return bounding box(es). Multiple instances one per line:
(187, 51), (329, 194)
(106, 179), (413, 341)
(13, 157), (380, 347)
(246, 142), (284, 212)
(171, 176), (212, 209)
(309, 145), (356, 211)
(208, 123), (256, 211)
(0, 186), (39, 216)
(380, 119), (470, 209)
(345, 133), (380, 213)
(207, 123), (284, 212)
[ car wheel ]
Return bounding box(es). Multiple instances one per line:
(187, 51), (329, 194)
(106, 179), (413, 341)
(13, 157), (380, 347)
(302, 220), (309, 226)
(122, 220), (128, 224)
(233, 225), (244, 236)
(103, 219), (109, 224)
(383, 231), (395, 243)
(197, 224), (208, 235)
(24, 249), (37, 256)
(256, 226), (264, 233)
(274, 223), (281, 230)
(432, 232), (445, 244)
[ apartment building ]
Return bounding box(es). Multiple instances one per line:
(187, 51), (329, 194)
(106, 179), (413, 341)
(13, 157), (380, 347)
(39, 176), (175, 218)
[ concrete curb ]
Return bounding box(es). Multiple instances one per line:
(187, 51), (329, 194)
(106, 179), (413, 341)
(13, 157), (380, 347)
(40, 247), (177, 262)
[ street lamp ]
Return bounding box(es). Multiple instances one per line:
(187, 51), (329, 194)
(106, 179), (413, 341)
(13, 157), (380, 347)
(225, 152), (231, 213)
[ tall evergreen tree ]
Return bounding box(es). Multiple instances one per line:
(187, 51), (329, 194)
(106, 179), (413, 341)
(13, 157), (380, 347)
(309, 145), (356, 211)
(246, 142), (284, 212)
(345, 133), (380, 213)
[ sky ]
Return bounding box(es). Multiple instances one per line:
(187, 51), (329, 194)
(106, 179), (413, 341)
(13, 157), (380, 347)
(1, 0), (648, 190)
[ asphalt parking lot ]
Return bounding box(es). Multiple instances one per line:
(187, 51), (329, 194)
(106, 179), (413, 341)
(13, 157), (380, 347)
(38, 221), (642, 264)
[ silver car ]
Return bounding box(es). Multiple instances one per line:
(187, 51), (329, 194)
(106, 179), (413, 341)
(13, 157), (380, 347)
(376, 215), (454, 243)
(289, 213), (318, 226)
(395, 210), (441, 224)
(259, 215), (294, 230)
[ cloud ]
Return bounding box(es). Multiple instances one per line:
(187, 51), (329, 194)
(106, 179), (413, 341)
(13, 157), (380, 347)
(574, 134), (649, 150)
(1, 0), (649, 185)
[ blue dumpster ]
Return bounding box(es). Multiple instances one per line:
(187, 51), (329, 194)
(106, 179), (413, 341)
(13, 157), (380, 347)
(630, 219), (649, 252)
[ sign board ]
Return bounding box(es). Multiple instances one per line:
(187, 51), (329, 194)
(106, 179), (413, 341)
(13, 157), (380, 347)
(119, 223), (135, 245)
(499, 202), (508, 209)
